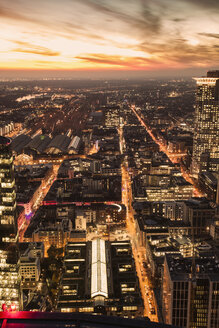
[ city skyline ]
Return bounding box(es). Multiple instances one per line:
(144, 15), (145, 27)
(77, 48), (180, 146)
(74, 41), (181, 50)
(0, 66), (219, 326)
(0, 0), (219, 78)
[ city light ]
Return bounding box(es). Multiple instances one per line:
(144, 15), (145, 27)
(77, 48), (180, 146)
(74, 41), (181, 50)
(0, 67), (218, 327)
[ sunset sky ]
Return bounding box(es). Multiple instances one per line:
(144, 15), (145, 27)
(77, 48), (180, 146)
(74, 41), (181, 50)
(0, 0), (219, 78)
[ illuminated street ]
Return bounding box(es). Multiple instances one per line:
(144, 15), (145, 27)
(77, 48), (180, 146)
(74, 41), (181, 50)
(119, 124), (158, 321)
(130, 105), (204, 197)
(18, 163), (61, 241)
(121, 162), (158, 321)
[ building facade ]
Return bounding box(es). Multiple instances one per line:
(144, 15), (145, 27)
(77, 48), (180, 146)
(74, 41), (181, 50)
(193, 71), (219, 175)
(0, 136), (19, 310)
(162, 255), (219, 328)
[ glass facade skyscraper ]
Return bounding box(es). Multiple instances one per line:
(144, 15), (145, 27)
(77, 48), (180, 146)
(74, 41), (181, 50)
(193, 71), (219, 175)
(0, 136), (19, 309)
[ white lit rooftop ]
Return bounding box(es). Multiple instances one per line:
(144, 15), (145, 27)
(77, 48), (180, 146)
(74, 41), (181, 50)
(91, 239), (108, 299)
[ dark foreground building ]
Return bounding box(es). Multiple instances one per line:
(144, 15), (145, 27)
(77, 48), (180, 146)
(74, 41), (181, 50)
(0, 311), (178, 328)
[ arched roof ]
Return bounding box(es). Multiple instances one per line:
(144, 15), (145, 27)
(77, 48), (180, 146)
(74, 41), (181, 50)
(25, 135), (51, 154)
(45, 135), (71, 153)
(11, 134), (32, 154)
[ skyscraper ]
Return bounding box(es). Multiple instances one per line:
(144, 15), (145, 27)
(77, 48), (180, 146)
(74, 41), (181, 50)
(162, 255), (219, 328)
(0, 136), (19, 310)
(193, 71), (219, 175)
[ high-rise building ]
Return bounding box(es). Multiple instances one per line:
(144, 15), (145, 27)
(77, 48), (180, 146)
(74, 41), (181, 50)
(162, 254), (219, 328)
(192, 71), (219, 175)
(0, 136), (19, 310)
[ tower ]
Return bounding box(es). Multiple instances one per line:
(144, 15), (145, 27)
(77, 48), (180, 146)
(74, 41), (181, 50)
(192, 71), (219, 176)
(0, 136), (19, 310)
(162, 255), (219, 328)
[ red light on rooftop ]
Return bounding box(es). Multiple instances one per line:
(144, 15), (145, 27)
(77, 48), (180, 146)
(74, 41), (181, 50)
(2, 304), (7, 312)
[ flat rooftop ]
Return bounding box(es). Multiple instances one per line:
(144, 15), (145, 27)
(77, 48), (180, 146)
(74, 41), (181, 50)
(136, 215), (189, 233)
(166, 254), (219, 282)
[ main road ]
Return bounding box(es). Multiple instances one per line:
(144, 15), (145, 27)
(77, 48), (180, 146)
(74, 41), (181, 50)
(130, 105), (204, 197)
(119, 125), (158, 322)
(18, 164), (61, 241)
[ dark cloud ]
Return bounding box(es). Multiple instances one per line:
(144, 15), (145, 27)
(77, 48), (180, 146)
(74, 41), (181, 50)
(199, 33), (219, 39)
(12, 41), (60, 56)
(140, 1), (161, 33)
(81, 0), (162, 34)
(172, 18), (186, 22)
(183, 0), (219, 9)
(136, 37), (219, 67)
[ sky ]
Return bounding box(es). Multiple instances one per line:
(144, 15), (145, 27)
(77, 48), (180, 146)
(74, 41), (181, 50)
(0, 0), (219, 78)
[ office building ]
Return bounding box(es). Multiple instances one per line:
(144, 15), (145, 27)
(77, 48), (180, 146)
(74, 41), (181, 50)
(32, 219), (73, 256)
(162, 254), (219, 328)
(0, 136), (19, 310)
(182, 198), (215, 235)
(193, 71), (219, 175)
(57, 240), (143, 318)
(19, 256), (40, 283)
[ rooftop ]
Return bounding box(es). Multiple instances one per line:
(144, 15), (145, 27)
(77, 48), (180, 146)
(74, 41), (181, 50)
(11, 134), (32, 154)
(26, 135), (51, 154)
(0, 136), (11, 146)
(207, 70), (219, 78)
(184, 197), (215, 209)
(166, 254), (219, 281)
(46, 135), (71, 153)
(199, 172), (218, 186)
(136, 215), (189, 233)
(57, 240), (143, 313)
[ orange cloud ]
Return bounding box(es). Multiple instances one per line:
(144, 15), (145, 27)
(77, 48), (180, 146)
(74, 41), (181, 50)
(12, 41), (60, 57)
(13, 48), (60, 56)
(76, 53), (159, 68)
